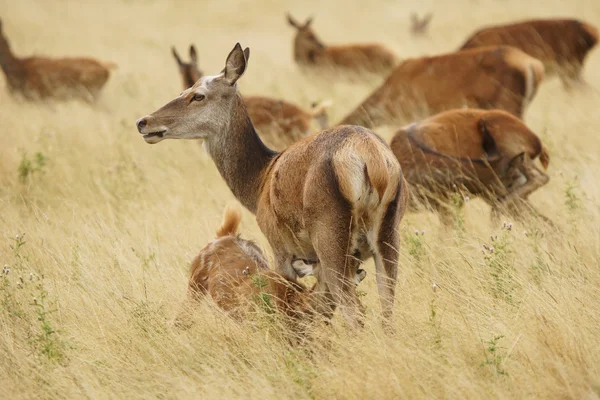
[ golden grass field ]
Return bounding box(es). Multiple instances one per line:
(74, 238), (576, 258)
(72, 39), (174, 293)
(2, 0), (600, 398)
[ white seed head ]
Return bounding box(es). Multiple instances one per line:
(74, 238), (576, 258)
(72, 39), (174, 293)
(421, 230), (425, 236)
(432, 282), (438, 292)
(414, 230), (419, 235)
(489, 247), (495, 253)
(464, 196), (470, 202)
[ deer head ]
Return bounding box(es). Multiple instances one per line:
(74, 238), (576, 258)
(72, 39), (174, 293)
(479, 120), (528, 193)
(172, 44), (203, 89)
(497, 152), (528, 192)
(137, 43), (249, 145)
(410, 12), (433, 35)
(286, 13), (325, 60)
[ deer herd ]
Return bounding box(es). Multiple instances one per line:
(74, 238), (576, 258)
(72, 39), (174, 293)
(1, 13), (598, 329)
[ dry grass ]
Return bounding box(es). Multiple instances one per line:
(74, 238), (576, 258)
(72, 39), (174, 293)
(1, 0), (600, 398)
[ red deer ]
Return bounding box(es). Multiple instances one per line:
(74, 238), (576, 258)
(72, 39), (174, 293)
(460, 19), (599, 88)
(0, 18), (116, 101)
(339, 46), (545, 128)
(389, 109), (550, 224)
(410, 13), (433, 36)
(181, 205), (367, 319)
(139, 43), (408, 325)
(172, 44), (330, 150)
(172, 45), (202, 90)
(286, 14), (399, 78)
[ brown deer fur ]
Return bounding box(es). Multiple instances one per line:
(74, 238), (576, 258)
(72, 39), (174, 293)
(339, 46), (545, 128)
(181, 205), (367, 320)
(139, 43), (408, 325)
(287, 14), (399, 78)
(389, 109), (550, 224)
(0, 19), (115, 101)
(172, 44), (329, 150)
(185, 205), (310, 317)
(460, 19), (599, 88)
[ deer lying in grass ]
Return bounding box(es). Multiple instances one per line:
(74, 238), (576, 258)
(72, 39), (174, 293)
(287, 14), (399, 79)
(340, 46), (544, 129)
(139, 43), (408, 326)
(181, 205), (366, 320)
(389, 109), (551, 224)
(172, 44), (330, 150)
(460, 19), (599, 89)
(0, 19), (116, 101)
(410, 13), (433, 36)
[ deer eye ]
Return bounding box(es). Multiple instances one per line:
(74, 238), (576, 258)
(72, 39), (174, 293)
(193, 93), (205, 102)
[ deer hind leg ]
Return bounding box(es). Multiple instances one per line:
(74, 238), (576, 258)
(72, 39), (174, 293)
(369, 189), (403, 325)
(309, 209), (364, 327)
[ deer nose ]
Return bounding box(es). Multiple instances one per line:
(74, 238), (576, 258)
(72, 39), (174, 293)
(136, 117), (147, 133)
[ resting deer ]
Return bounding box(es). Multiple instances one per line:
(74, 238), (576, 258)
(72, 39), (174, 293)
(138, 43), (408, 326)
(460, 19), (599, 89)
(339, 46), (544, 129)
(179, 204), (366, 322)
(286, 14), (399, 79)
(0, 18), (116, 101)
(410, 13), (433, 36)
(389, 109), (551, 225)
(171, 44), (330, 150)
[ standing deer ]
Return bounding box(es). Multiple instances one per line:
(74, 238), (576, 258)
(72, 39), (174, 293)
(179, 204), (366, 322)
(339, 46), (545, 128)
(389, 109), (551, 224)
(0, 18), (116, 101)
(460, 19), (599, 89)
(139, 43), (408, 325)
(286, 14), (399, 78)
(410, 13), (433, 36)
(171, 43), (330, 150)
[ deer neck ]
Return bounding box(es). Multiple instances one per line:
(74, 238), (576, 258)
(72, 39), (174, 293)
(0, 43), (23, 86)
(205, 94), (278, 214)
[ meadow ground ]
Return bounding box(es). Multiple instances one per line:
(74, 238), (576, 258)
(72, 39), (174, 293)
(1, 0), (600, 398)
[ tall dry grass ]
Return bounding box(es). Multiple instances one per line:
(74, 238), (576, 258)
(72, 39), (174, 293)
(1, 0), (600, 398)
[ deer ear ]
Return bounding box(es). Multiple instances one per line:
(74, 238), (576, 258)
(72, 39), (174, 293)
(243, 47), (250, 63)
(479, 118), (499, 159)
(304, 16), (314, 28)
(223, 43), (247, 86)
(189, 45), (198, 64)
(287, 13), (300, 29)
(172, 47), (183, 66)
